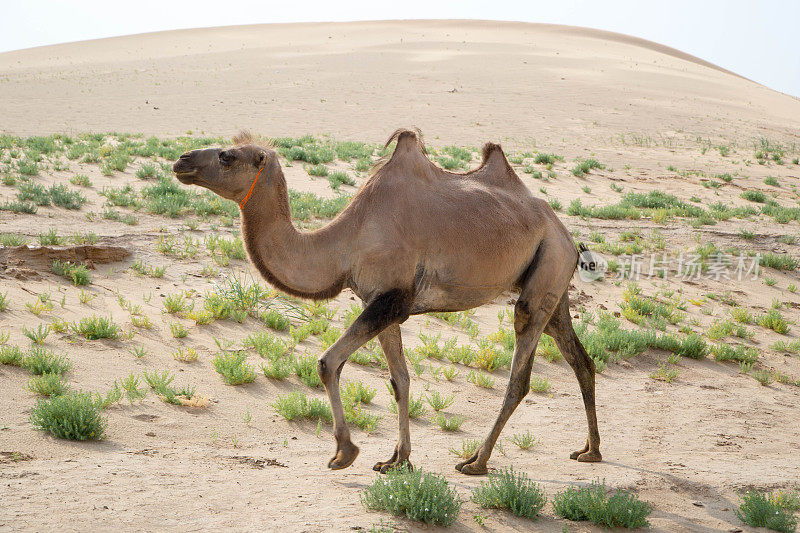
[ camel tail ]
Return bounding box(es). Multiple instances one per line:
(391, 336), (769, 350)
(576, 242), (591, 271)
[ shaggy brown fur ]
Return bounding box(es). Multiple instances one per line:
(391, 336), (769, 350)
(173, 129), (601, 474)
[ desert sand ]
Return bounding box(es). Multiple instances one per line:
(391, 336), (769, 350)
(1, 20), (799, 532)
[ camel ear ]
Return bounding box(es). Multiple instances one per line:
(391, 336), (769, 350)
(256, 150), (267, 168)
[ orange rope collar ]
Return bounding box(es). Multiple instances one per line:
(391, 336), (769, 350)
(239, 167), (263, 209)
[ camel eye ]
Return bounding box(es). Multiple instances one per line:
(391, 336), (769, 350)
(219, 151), (234, 166)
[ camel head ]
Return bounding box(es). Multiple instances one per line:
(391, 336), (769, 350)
(173, 134), (275, 204)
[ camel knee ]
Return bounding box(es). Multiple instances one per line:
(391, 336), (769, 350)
(317, 356), (345, 385)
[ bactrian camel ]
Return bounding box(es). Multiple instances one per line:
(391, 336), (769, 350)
(173, 129), (601, 475)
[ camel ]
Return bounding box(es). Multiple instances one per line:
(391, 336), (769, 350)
(173, 129), (601, 475)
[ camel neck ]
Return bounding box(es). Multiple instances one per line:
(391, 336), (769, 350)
(238, 172), (351, 300)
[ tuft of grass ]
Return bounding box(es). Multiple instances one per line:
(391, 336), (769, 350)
(449, 438), (480, 459)
(510, 430), (539, 450)
(212, 352), (256, 385)
(22, 324), (50, 345)
(260, 308), (290, 330)
(294, 353), (323, 388)
(571, 158), (605, 176)
(272, 390), (332, 422)
(426, 390), (455, 411)
(261, 357), (294, 380)
(741, 190), (767, 203)
(52, 260), (90, 286)
(49, 184), (86, 210)
(467, 370), (495, 389)
(736, 491), (797, 533)
(327, 170), (355, 190)
(1, 233), (29, 246)
(342, 380), (376, 405)
(71, 315), (120, 339)
(361, 466), (461, 527)
(650, 363), (679, 383)
(170, 322), (189, 338)
(471, 468), (547, 519)
(244, 330), (290, 359)
(1, 345), (24, 366)
(0, 291), (8, 312)
(22, 347), (71, 375)
(30, 391), (106, 440)
(27, 373), (70, 396)
(173, 346), (198, 363)
(750, 368), (774, 386)
(163, 293), (191, 315)
(553, 480), (652, 529)
(38, 227), (66, 245)
(758, 309), (789, 334)
(529, 375), (551, 393)
(760, 252), (798, 271)
(433, 413), (465, 431)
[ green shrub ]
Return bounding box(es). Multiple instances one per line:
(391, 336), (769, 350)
(741, 190), (767, 203)
(261, 357), (294, 380)
(306, 163), (329, 177)
(361, 466), (461, 526)
(552, 480), (652, 529)
(260, 308), (290, 330)
(342, 380), (377, 405)
(30, 391), (106, 440)
(49, 184), (86, 210)
(212, 352), (256, 385)
(758, 309), (789, 334)
(327, 171), (355, 190)
(294, 353), (323, 387)
(677, 333), (707, 359)
(760, 252), (798, 271)
(71, 315), (120, 339)
(0, 200), (37, 214)
(736, 491), (797, 533)
(17, 182), (50, 205)
(52, 260), (90, 286)
(23, 347), (71, 375)
(27, 373), (70, 396)
(0, 345), (24, 365)
(272, 390), (332, 421)
(571, 158), (605, 176)
(471, 468), (547, 519)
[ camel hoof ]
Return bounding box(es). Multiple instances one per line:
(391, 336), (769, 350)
(576, 450), (602, 462)
(327, 442), (359, 470)
(376, 460), (412, 474)
(459, 462), (488, 476)
(569, 446), (590, 460)
(455, 453), (478, 472)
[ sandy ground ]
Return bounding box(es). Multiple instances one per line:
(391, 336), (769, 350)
(1, 20), (800, 533)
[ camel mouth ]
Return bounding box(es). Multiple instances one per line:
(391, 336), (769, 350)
(174, 170), (196, 184)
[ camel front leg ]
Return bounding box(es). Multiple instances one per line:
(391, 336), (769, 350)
(373, 324), (412, 473)
(317, 289), (413, 470)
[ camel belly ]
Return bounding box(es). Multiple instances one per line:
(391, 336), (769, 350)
(408, 268), (512, 315)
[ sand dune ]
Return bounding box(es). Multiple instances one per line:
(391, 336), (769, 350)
(1, 20), (798, 145)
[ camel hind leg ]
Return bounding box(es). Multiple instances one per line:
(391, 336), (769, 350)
(456, 241), (574, 475)
(544, 293), (602, 462)
(372, 324), (412, 473)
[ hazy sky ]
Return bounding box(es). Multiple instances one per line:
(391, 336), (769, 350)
(2, 0), (798, 97)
